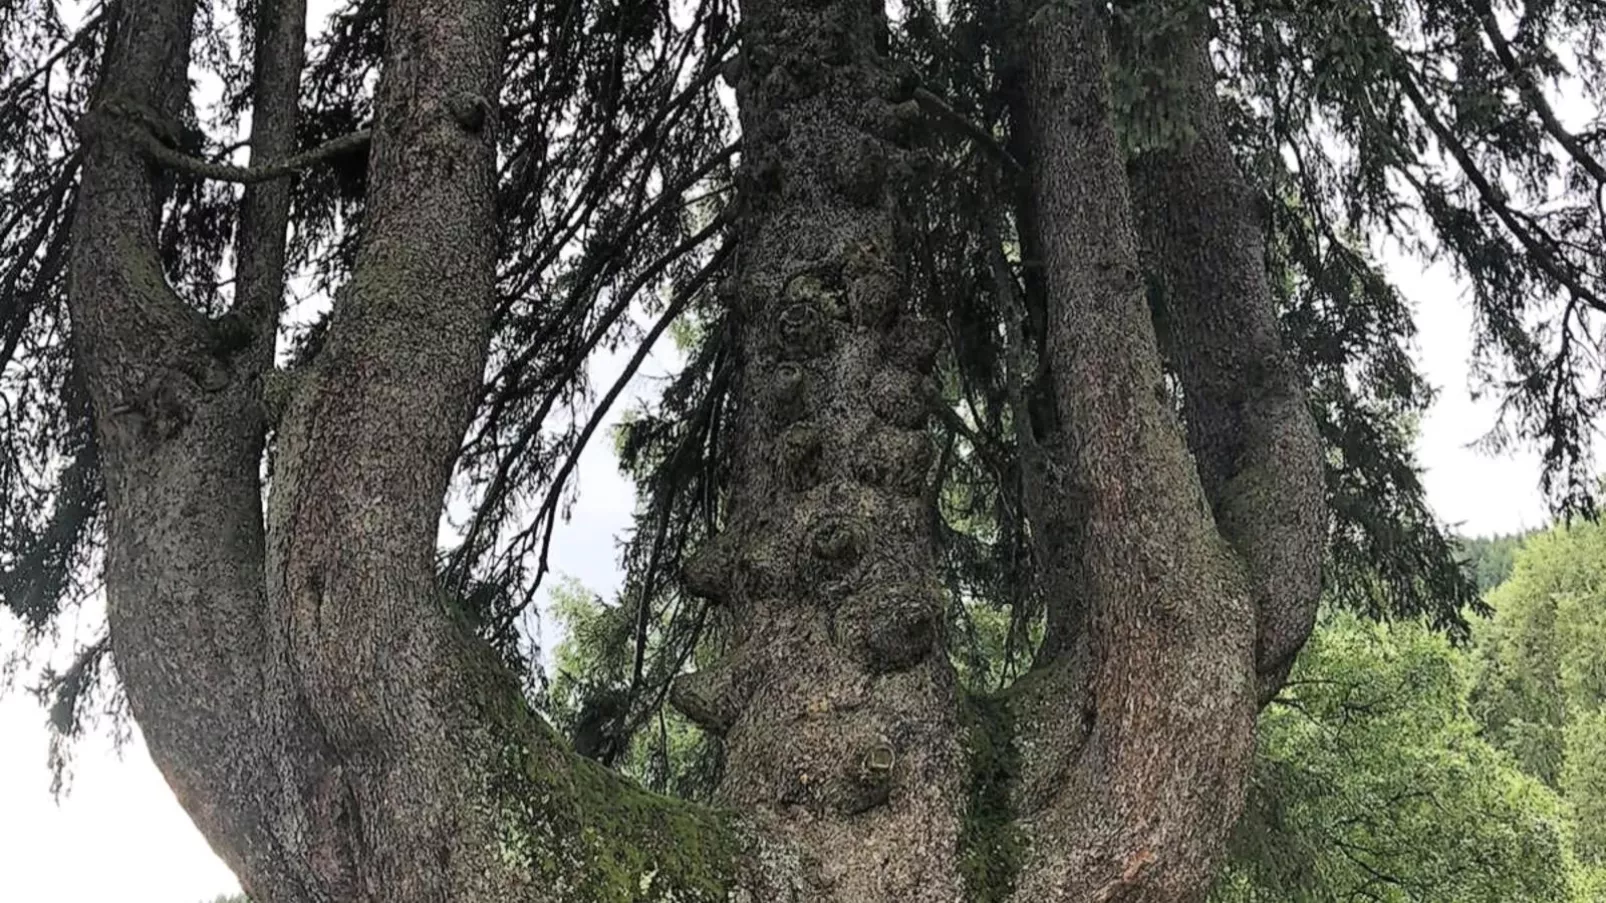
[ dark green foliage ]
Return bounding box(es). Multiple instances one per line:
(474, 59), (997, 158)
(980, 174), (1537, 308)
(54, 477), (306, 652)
(1, 3), (104, 645)
(1460, 531), (1535, 592)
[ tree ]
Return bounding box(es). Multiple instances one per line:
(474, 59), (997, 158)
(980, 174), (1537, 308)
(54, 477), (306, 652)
(1470, 524), (1606, 865)
(1218, 612), (1578, 903)
(4, 0), (1603, 902)
(1460, 532), (1534, 593)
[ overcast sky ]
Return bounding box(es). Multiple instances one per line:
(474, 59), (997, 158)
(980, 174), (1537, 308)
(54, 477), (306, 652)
(0, 1), (1564, 896)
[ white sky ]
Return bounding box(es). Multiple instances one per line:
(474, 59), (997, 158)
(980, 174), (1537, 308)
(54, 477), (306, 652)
(0, 4), (1566, 898)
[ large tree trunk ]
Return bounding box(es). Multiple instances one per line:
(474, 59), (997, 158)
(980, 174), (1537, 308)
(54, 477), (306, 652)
(63, 1), (1321, 902)
(671, 0), (967, 895)
(1126, 30), (1326, 704)
(994, 2), (1324, 901)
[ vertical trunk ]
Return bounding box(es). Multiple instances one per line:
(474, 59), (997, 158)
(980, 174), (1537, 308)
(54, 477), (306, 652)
(257, 0), (508, 896)
(673, 0), (966, 897)
(1127, 32), (1325, 702)
(1002, 1), (1262, 900)
(67, 2), (345, 899)
(233, 0), (306, 360)
(72, 3), (778, 902)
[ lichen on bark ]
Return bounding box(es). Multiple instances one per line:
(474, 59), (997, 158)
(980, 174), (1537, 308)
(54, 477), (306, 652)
(57, 0), (1327, 899)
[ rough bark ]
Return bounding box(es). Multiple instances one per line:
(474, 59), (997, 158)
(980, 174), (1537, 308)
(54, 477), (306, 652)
(66, 2), (339, 898)
(999, 1), (1264, 901)
(64, 1), (1321, 902)
(1127, 30), (1326, 703)
(672, 0), (967, 896)
(230, 0), (304, 358)
(69, 2), (787, 902)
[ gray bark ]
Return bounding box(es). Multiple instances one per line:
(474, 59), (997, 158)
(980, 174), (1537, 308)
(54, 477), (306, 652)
(1128, 31), (1326, 703)
(62, 1), (1325, 902)
(70, 2), (787, 902)
(997, 1), (1306, 901)
(673, 0), (967, 895)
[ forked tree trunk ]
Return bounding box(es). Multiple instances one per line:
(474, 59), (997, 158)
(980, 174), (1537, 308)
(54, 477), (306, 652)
(63, 0), (1322, 901)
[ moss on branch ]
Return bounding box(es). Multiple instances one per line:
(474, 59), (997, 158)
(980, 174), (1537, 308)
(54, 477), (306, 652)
(959, 694), (1026, 903)
(464, 641), (753, 902)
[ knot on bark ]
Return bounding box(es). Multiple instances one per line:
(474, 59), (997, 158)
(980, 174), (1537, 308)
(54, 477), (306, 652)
(882, 315), (943, 371)
(851, 426), (932, 495)
(868, 369), (933, 429)
(777, 51), (829, 102)
(773, 301), (831, 360)
(669, 667), (741, 735)
(841, 738), (898, 814)
(848, 267), (900, 327)
(683, 533), (737, 603)
(108, 359), (231, 443)
(837, 583), (939, 672)
(834, 135), (889, 207)
(767, 361), (809, 423)
(809, 514), (869, 563)
(445, 92), (494, 136)
(839, 234), (901, 325)
(863, 97), (923, 147)
(783, 271), (846, 320)
(779, 424), (825, 490)
(806, 514), (872, 586)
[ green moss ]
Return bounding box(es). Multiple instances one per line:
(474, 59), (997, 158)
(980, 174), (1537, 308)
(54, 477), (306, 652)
(958, 693), (1026, 903)
(471, 649), (746, 902)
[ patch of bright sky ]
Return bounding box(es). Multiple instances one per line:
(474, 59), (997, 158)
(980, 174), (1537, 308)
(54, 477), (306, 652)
(0, 4), (1575, 902)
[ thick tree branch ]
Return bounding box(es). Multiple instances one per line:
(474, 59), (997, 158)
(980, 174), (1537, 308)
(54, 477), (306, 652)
(1129, 33), (1326, 704)
(254, 2), (780, 900)
(64, 2), (345, 900)
(233, 0), (308, 368)
(673, 0), (971, 892)
(1005, 1), (1259, 899)
(85, 99), (371, 185)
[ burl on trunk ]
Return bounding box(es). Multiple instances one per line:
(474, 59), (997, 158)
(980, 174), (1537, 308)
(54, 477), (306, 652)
(62, 0), (1322, 901)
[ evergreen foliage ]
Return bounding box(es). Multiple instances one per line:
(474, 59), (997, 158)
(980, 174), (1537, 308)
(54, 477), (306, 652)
(4, 0), (1606, 896)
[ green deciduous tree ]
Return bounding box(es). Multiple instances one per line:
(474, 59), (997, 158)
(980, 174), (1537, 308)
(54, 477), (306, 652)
(1220, 612), (1579, 903)
(1471, 524), (1606, 866)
